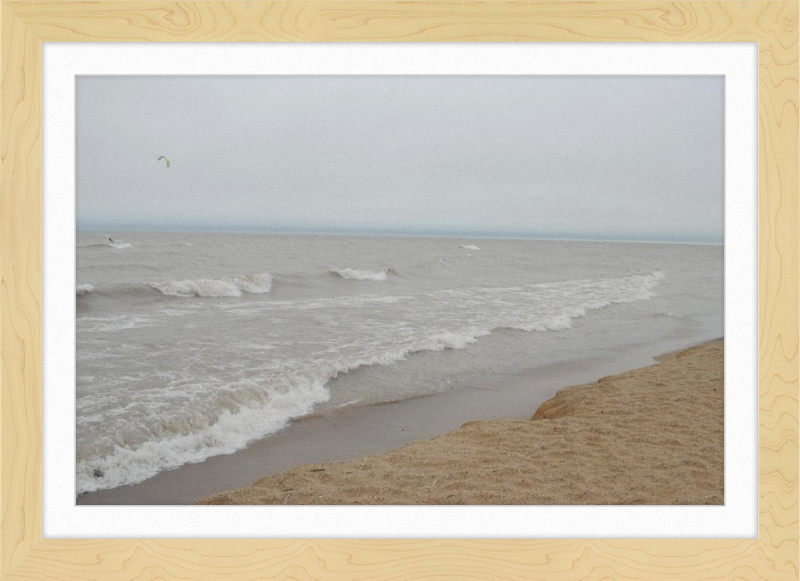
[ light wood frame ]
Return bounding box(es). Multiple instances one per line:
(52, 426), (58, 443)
(1, 2), (797, 579)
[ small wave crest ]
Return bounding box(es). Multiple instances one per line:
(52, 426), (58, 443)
(332, 268), (390, 281)
(458, 244), (480, 250)
(151, 273), (273, 298)
(76, 284), (94, 296)
(81, 241), (133, 250)
(77, 377), (330, 494)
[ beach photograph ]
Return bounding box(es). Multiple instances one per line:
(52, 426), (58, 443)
(75, 75), (723, 506)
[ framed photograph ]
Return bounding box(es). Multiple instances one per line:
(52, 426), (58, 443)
(2, 2), (797, 580)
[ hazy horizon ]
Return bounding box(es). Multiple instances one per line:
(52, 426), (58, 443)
(77, 225), (723, 245)
(77, 75), (724, 243)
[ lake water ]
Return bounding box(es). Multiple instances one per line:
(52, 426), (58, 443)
(76, 232), (723, 494)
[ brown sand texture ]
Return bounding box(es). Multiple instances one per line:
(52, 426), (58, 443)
(199, 340), (723, 505)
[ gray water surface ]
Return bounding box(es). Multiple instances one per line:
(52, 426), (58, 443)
(77, 233), (722, 494)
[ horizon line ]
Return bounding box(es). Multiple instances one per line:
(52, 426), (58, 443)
(77, 224), (723, 246)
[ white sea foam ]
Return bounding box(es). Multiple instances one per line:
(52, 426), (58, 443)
(76, 283), (94, 296)
(78, 314), (153, 333)
(151, 272), (273, 297)
(336, 399), (363, 409)
(333, 268), (389, 281)
(77, 378), (330, 494)
(459, 244), (480, 250)
(231, 273), (274, 294)
(107, 242), (133, 249)
(76, 328), (485, 493)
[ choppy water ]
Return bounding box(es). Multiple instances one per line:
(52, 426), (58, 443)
(76, 232), (722, 494)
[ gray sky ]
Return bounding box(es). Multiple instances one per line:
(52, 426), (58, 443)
(77, 75), (723, 242)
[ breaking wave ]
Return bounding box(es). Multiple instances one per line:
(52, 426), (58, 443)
(151, 273), (273, 298)
(332, 268), (391, 281)
(76, 328), (483, 494)
(77, 378), (330, 494)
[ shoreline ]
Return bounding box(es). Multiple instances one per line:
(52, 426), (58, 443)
(201, 338), (724, 506)
(78, 334), (721, 505)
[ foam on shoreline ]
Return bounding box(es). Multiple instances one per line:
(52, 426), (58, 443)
(77, 337), (722, 505)
(199, 339), (723, 505)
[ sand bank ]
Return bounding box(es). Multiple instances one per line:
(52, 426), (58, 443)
(199, 340), (723, 505)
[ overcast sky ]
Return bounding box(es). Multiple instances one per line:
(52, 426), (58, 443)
(77, 75), (723, 242)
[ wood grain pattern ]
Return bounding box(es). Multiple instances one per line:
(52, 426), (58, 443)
(1, 2), (797, 580)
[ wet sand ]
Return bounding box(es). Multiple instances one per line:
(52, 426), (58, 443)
(200, 340), (723, 505)
(78, 336), (721, 505)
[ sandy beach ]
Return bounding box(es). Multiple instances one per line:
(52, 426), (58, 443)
(199, 339), (723, 506)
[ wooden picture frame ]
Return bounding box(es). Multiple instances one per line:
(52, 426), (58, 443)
(1, 2), (797, 579)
